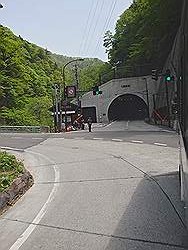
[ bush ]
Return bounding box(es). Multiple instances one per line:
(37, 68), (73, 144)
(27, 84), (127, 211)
(0, 151), (24, 192)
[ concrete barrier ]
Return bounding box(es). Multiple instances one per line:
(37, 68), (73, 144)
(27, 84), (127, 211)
(0, 170), (33, 214)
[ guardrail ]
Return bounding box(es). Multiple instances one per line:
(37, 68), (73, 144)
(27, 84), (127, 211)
(0, 126), (50, 133)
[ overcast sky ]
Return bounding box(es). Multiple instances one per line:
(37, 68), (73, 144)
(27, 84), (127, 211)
(0, 0), (132, 61)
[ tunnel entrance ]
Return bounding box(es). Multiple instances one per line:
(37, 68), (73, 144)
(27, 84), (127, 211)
(108, 94), (148, 121)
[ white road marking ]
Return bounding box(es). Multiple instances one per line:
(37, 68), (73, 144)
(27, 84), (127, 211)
(0, 147), (24, 152)
(162, 130), (176, 133)
(10, 137), (43, 140)
(13, 137), (24, 139)
(93, 138), (103, 140)
(131, 140), (143, 144)
(74, 137), (85, 140)
(9, 151), (60, 250)
(154, 142), (167, 147)
(112, 139), (123, 142)
(105, 121), (116, 128)
(31, 138), (43, 140)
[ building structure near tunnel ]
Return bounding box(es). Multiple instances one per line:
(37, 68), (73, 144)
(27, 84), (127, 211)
(80, 76), (158, 123)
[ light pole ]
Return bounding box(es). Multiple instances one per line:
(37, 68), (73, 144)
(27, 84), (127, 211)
(62, 58), (84, 132)
(143, 77), (150, 121)
(52, 84), (60, 133)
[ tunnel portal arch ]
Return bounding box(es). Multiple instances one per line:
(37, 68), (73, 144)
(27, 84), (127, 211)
(108, 94), (148, 121)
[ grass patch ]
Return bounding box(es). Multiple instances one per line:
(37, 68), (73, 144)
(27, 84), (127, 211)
(0, 151), (24, 192)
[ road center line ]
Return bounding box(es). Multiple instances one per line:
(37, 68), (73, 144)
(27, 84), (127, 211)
(93, 138), (103, 140)
(131, 140), (143, 144)
(9, 151), (60, 250)
(112, 139), (123, 142)
(154, 142), (167, 147)
(13, 137), (24, 139)
(31, 138), (44, 140)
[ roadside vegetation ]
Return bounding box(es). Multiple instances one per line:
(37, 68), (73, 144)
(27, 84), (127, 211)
(0, 26), (105, 127)
(0, 151), (24, 192)
(0, 0), (182, 126)
(104, 0), (183, 75)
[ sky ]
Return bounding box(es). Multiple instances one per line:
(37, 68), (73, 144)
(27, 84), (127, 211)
(0, 0), (132, 61)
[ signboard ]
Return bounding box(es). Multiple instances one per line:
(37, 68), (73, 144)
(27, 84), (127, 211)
(65, 86), (76, 98)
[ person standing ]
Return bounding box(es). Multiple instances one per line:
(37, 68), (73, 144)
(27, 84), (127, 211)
(87, 116), (92, 132)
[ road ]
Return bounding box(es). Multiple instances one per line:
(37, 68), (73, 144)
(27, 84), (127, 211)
(0, 121), (187, 250)
(0, 121), (178, 149)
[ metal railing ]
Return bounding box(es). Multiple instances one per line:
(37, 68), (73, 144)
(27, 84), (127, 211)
(0, 126), (50, 133)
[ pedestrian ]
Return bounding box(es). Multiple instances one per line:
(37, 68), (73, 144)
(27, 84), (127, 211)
(81, 118), (85, 130)
(87, 116), (92, 132)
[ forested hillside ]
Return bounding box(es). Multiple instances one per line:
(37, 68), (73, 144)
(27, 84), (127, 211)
(0, 26), (104, 126)
(104, 0), (183, 75)
(0, 0), (182, 126)
(50, 53), (107, 91)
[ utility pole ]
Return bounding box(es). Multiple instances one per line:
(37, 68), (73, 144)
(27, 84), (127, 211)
(52, 84), (59, 133)
(143, 78), (150, 121)
(152, 94), (157, 124)
(165, 80), (171, 127)
(59, 83), (63, 132)
(62, 58), (84, 132)
(74, 64), (80, 112)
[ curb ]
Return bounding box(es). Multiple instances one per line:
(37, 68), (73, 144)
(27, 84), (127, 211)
(0, 170), (34, 215)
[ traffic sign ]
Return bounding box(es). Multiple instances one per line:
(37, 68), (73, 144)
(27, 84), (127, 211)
(65, 86), (76, 98)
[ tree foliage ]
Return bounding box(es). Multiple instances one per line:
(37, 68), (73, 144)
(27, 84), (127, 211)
(104, 0), (183, 75)
(0, 26), (105, 126)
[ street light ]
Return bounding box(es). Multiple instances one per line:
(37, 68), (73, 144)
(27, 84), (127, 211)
(0, 4), (3, 8)
(62, 58), (84, 132)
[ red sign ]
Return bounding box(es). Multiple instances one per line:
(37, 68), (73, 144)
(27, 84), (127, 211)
(66, 86), (76, 98)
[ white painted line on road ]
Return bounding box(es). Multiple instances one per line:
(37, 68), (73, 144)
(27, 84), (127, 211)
(13, 136), (24, 139)
(131, 140), (143, 144)
(74, 137), (85, 140)
(0, 146), (24, 152)
(162, 130), (176, 133)
(93, 137), (103, 140)
(105, 121), (116, 128)
(9, 151), (60, 250)
(154, 142), (167, 147)
(31, 138), (43, 140)
(11, 137), (43, 140)
(112, 139), (123, 142)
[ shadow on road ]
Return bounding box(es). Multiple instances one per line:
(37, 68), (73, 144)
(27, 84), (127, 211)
(106, 172), (188, 250)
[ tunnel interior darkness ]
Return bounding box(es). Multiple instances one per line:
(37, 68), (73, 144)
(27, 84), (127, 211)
(108, 94), (148, 121)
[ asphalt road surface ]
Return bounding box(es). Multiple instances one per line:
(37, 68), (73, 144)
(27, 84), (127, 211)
(0, 121), (178, 150)
(0, 121), (187, 250)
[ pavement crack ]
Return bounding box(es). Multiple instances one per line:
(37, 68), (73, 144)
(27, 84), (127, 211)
(35, 176), (143, 185)
(29, 157), (110, 168)
(2, 218), (187, 249)
(111, 154), (188, 231)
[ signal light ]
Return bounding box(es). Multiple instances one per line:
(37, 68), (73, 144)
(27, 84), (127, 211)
(92, 86), (97, 95)
(164, 69), (174, 82)
(92, 86), (102, 95)
(151, 69), (158, 81)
